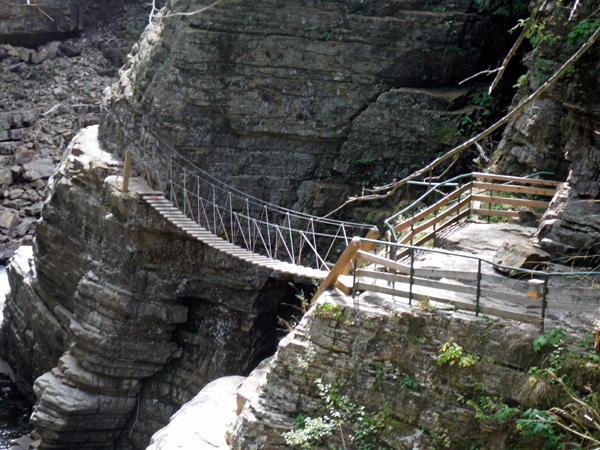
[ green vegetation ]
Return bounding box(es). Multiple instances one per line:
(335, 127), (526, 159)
(282, 377), (388, 449)
(567, 18), (600, 45)
(438, 342), (478, 367)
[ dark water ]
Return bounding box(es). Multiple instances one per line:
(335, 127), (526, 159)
(0, 380), (33, 449)
(0, 266), (33, 448)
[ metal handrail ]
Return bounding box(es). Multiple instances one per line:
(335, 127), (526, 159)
(384, 171), (558, 242)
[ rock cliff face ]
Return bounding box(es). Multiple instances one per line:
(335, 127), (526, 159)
(0, 126), (308, 449)
(490, 1), (600, 260)
(0, 0), (83, 48)
(99, 0), (497, 217)
(229, 290), (598, 449)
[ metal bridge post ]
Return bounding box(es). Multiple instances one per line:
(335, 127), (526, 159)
(229, 193), (233, 242)
(247, 199), (252, 251)
(197, 178), (201, 225)
(488, 187), (493, 223)
(183, 170), (187, 216)
(410, 207), (414, 245)
(213, 186), (217, 234)
(541, 274), (549, 332)
(352, 256), (358, 298)
(476, 259), (482, 316)
(468, 175), (473, 220)
(409, 248), (415, 305)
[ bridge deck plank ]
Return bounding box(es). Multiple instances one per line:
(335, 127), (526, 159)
(144, 193), (332, 280)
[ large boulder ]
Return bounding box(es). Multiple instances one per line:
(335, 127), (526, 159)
(493, 241), (550, 276)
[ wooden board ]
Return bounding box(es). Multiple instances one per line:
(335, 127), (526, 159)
(396, 209), (469, 257)
(356, 250), (479, 281)
(471, 195), (550, 209)
(473, 182), (556, 197)
(403, 196), (472, 241)
(355, 282), (539, 323)
(547, 300), (600, 312)
(356, 270), (542, 307)
(472, 172), (561, 187)
(393, 183), (472, 233)
(471, 208), (544, 220)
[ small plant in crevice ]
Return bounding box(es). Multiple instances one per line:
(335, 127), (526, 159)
(438, 342), (478, 368)
(282, 377), (388, 449)
(400, 373), (418, 389)
(278, 281), (317, 332)
(533, 327), (568, 353)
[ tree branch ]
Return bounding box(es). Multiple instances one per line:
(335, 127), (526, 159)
(488, 0), (545, 95)
(458, 66), (502, 85)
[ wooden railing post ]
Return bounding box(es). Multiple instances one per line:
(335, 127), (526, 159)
(311, 237), (361, 305)
(345, 227), (379, 274)
(122, 150), (132, 193)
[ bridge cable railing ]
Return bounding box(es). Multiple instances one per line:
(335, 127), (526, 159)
(102, 108), (375, 270)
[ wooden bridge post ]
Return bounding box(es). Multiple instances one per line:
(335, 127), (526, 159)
(311, 237), (361, 305)
(122, 150), (132, 193)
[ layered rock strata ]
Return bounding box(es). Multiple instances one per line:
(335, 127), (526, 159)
(100, 0), (495, 217)
(0, 126), (309, 449)
(490, 2), (600, 260)
(229, 290), (598, 449)
(0, 0), (84, 48)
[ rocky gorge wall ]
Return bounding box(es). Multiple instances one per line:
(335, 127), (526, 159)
(0, 126), (310, 449)
(490, 0), (600, 260)
(99, 0), (505, 219)
(227, 290), (600, 449)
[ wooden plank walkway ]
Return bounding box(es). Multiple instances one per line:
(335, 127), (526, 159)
(142, 193), (330, 280)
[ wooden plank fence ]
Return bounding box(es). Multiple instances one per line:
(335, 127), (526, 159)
(390, 173), (561, 250)
(310, 173), (600, 329)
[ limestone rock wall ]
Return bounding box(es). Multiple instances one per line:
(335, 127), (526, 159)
(490, 2), (600, 260)
(230, 290), (598, 449)
(99, 0), (494, 217)
(0, 0), (84, 48)
(0, 126), (307, 449)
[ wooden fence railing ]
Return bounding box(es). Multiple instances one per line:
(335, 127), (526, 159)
(312, 238), (600, 331)
(310, 173), (600, 331)
(386, 172), (561, 257)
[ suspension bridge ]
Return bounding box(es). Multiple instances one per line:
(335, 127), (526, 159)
(98, 115), (600, 331)
(110, 120), (379, 289)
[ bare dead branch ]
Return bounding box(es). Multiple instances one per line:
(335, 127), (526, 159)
(459, 66), (502, 85)
(569, 0), (580, 21)
(488, 0), (545, 95)
(149, 0), (223, 23)
(325, 23), (600, 218)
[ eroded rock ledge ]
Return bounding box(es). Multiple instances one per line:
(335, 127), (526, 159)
(0, 126), (307, 449)
(145, 288), (599, 449)
(227, 290), (597, 449)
